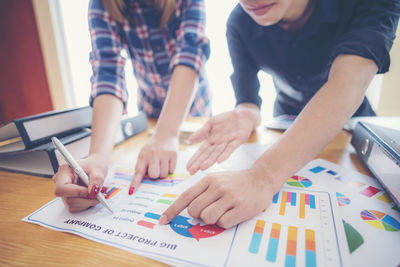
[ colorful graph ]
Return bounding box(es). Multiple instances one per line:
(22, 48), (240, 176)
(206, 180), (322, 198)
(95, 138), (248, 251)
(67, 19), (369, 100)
(102, 186), (122, 199)
(305, 229), (316, 267)
(360, 210), (400, 232)
(309, 165), (337, 176)
(377, 193), (392, 204)
(309, 166), (325, 173)
(113, 166), (134, 182)
(275, 192), (316, 219)
(334, 176), (391, 205)
(169, 214), (225, 240)
(285, 226), (298, 267)
(359, 186), (381, 197)
(326, 170), (337, 175)
(142, 173), (190, 187)
(342, 220), (364, 253)
(266, 223), (281, 262)
(244, 219), (339, 266)
(336, 192), (351, 206)
(287, 176), (312, 188)
(249, 219), (266, 254)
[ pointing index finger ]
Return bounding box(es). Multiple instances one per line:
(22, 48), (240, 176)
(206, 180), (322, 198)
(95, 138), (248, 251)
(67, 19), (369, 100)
(159, 178), (209, 225)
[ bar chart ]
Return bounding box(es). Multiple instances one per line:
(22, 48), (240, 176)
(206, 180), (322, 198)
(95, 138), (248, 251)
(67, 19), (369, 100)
(228, 189), (343, 267)
(246, 222), (319, 267)
(273, 191), (316, 219)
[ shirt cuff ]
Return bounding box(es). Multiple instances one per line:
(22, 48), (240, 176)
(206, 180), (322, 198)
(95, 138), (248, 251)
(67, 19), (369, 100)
(89, 83), (128, 113)
(331, 30), (392, 73)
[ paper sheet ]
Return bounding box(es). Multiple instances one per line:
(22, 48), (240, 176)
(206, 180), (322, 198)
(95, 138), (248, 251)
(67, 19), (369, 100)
(23, 144), (400, 266)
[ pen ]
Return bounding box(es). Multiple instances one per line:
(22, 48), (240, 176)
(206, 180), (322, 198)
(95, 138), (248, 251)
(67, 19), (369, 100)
(51, 137), (114, 213)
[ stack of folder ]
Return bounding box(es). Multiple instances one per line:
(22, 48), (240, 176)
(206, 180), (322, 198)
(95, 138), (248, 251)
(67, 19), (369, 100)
(0, 107), (147, 177)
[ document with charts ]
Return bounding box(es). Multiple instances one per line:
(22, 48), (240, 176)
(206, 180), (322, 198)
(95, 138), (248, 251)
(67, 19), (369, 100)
(23, 144), (399, 266)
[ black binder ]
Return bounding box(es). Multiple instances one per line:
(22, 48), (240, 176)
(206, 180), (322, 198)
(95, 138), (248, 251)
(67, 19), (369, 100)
(351, 121), (400, 208)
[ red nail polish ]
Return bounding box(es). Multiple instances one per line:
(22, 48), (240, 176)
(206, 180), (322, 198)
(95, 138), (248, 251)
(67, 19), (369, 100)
(129, 186), (135, 195)
(88, 185), (100, 199)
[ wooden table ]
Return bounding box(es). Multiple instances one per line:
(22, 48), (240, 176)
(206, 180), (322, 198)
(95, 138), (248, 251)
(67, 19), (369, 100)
(0, 120), (370, 266)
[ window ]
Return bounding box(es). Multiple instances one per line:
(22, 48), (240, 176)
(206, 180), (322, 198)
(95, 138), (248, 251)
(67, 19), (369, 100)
(55, 0), (276, 122)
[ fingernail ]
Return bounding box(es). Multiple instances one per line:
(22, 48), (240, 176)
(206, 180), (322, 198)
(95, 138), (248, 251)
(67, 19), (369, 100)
(101, 186), (107, 193)
(88, 184), (100, 199)
(129, 186), (135, 195)
(158, 214), (168, 225)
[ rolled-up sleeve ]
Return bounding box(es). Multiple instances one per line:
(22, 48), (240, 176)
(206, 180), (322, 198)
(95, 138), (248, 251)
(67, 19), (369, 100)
(331, 0), (400, 73)
(169, 0), (210, 73)
(88, 0), (128, 109)
(227, 10), (261, 108)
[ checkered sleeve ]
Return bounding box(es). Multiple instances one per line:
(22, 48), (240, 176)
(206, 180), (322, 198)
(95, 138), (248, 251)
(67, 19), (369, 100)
(169, 0), (210, 74)
(88, 0), (128, 109)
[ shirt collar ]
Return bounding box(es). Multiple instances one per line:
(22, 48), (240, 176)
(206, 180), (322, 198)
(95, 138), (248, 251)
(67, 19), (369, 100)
(251, 0), (338, 39)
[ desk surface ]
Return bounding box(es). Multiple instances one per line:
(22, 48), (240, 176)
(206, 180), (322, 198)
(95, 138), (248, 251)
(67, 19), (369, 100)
(0, 120), (371, 266)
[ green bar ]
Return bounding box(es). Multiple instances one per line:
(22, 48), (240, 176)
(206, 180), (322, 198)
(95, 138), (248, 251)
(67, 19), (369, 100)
(157, 199), (173, 205)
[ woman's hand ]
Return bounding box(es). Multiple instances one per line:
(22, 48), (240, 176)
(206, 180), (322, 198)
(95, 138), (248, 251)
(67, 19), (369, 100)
(159, 163), (279, 229)
(129, 136), (179, 194)
(53, 154), (108, 212)
(187, 106), (260, 174)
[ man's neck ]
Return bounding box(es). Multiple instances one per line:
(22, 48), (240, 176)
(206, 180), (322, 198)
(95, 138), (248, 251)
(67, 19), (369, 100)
(278, 0), (316, 35)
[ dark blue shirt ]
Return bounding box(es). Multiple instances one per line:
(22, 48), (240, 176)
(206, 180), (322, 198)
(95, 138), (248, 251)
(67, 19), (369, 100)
(227, 0), (400, 116)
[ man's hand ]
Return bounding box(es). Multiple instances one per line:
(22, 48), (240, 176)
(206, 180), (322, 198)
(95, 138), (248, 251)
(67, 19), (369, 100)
(187, 106), (260, 174)
(159, 165), (278, 229)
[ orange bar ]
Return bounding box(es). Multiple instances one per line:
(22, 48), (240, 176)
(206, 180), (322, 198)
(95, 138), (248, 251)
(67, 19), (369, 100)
(286, 226), (298, 256)
(254, 219), (266, 234)
(306, 240), (316, 251)
(254, 226), (264, 234)
(162, 193), (177, 198)
(299, 193), (305, 218)
(270, 223), (281, 239)
(286, 240), (297, 256)
(305, 229), (316, 252)
(279, 191), (287, 216)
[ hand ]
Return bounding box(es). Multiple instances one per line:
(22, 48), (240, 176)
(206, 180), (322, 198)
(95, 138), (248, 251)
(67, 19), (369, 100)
(130, 136), (179, 194)
(53, 154), (108, 212)
(159, 166), (278, 229)
(187, 107), (259, 174)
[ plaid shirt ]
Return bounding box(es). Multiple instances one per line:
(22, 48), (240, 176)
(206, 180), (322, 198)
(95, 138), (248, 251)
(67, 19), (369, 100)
(88, 0), (211, 117)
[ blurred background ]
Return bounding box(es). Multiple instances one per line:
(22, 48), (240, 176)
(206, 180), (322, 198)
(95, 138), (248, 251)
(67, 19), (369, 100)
(0, 0), (399, 125)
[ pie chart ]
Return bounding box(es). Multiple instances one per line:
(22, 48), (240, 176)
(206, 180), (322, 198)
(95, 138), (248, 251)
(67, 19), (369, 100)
(286, 176), (312, 188)
(336, 192), (351, 206)
(360, 210), (400, 232)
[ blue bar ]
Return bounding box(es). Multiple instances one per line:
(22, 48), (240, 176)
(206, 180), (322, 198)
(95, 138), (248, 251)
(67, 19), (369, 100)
(306, 250), (316, 267)
(272, 193), (279, 204)
(266, 238), (279, 262)
(285, 255), (296, 267)
(309, 166), (325, 173)
(291, 192), (297, 206)
(327, 170), (337, 175)
(248, 233), (262, 254)
(144, 212), (160, 220)
(309, 195), (316, 209)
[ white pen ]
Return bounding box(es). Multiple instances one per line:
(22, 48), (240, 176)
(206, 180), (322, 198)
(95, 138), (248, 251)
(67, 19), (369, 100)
(51, 137), (114, 213)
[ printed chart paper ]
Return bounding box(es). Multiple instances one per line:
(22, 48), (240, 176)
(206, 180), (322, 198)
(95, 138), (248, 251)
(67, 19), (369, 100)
(23, 145), (400, 266)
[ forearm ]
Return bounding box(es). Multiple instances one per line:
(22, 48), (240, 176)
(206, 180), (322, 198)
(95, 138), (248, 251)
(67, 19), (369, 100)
(153, 65), (198, 139)
(89, 94), (123, 160)
(254, 55), (378, 191)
